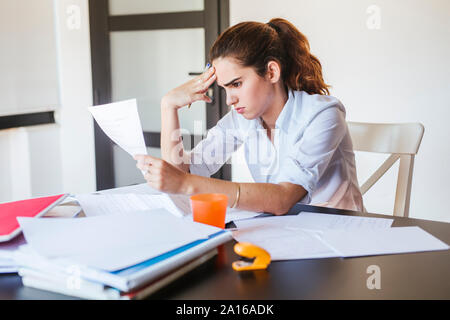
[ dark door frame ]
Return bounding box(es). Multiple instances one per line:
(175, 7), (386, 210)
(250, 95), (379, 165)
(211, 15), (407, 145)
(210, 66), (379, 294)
(89, 0), (230, 191)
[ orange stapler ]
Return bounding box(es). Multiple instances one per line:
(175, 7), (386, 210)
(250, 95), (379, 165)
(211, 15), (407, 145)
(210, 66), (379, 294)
(232, 242), (271, 271)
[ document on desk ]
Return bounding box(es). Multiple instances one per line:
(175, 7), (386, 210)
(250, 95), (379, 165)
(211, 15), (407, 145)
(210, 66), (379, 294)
(76, 192), (261, 222)
(233, 216), (339, 260)
(233, 224), (339, 260)
(321, 226), (450, 258)
(99, 183), (159, 195)
(88, 99), (147, 158)
(285, 212), (393, 232)
(75, 193), (191, 218)
(234, 212), (393, 232)
(95, 183), (261, 222)
(232, 213), (394, 260)
(17, 209), (222, 271)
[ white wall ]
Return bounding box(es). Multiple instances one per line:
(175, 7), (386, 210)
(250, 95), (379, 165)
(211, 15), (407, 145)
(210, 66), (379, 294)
(0, 0), (59, 115)
(230, 0), (450, 222)
(0, 0), (95, 202)
(53, 0), (96, 195)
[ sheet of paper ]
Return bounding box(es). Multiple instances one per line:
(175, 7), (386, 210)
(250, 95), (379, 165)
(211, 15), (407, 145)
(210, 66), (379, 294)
(234, 212), (393, 232)
(232, 213), (395, 260)
(321, 226), (450, 258)
(17, 209), (221, 271)
(88, 99), (147, 158)
(99, 183), (160, 195)
(0, 257), (15, 266)
(44, 204), (82, 218)
(289, 212), (394, 232)
(0, 234), (27, 259)
(76, 191), (262, 222)
(225, 208), (261, 224)
(0, 266), (17, 273)
(75, 193), (191, 218)
(0, 234), (26, 273)
(232, 221), (338, 260)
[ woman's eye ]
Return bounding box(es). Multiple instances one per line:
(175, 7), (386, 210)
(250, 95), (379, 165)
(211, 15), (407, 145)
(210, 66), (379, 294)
(232, 82), (241, 88)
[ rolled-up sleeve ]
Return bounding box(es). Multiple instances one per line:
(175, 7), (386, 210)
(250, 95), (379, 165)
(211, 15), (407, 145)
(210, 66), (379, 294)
(275, 105), (347, 202)
(189, 112), (243, 177)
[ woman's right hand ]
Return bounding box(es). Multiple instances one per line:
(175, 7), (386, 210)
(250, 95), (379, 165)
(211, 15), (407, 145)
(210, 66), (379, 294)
(161, 65), (216, 110)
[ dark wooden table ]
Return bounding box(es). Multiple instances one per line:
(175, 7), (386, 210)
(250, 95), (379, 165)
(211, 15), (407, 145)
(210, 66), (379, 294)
(1, 204), (449, 300)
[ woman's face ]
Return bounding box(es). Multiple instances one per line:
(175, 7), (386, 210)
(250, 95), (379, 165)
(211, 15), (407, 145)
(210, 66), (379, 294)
(212, 57), (276, 120)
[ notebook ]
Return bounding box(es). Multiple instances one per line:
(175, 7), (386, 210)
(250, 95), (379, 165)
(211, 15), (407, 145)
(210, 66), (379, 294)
(0, 194), (69, 242)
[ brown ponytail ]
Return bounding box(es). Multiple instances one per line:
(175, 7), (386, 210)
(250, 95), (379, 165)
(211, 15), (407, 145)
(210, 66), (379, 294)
(210, 18), (330, 95)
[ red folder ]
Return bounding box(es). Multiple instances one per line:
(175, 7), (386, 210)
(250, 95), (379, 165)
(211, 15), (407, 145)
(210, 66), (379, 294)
(0, 194), (68, 242)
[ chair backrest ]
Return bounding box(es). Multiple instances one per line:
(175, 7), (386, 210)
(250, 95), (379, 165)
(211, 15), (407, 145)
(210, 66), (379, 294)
(347, 122), (424, 217)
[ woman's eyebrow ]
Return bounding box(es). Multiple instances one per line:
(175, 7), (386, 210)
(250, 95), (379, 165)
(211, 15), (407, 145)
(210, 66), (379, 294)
(221, 77), (242, 87)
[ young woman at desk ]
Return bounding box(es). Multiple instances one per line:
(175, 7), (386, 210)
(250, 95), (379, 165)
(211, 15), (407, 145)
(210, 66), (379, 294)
(135, 18), (363, 214)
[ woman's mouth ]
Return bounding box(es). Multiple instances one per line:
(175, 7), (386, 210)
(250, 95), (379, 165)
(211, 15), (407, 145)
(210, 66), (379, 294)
(235, 107), (245, 114)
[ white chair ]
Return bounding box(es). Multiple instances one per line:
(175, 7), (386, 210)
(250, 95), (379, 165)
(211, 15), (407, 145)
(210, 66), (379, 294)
(348, 122), (424, 217)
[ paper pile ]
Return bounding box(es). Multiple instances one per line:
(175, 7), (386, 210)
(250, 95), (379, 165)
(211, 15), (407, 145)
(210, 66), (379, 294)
(0, 234), (26, 273)
(14, 209), (232, 299)
(232, 212), (449, 260)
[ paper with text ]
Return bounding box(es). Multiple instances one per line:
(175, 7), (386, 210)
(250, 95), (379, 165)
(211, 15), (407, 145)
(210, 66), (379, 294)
(321, 226), (449, 257)
(88, 99), (147, 158)
(232, 213), (394, 260)
(233, 224), (339, 260)
(75, 193), (191, 218)
(76, 192), (261, 222)
(234, 212), (393, 233)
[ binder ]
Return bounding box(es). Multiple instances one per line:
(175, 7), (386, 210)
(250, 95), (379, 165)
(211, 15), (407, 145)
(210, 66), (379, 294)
(0, 194), (69, 242)
(19, 250), (218, 300)
(14, 229), (232, 293)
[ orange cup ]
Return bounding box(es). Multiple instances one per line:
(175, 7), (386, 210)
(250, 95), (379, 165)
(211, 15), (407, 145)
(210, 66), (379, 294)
(190, 193), (228, 229)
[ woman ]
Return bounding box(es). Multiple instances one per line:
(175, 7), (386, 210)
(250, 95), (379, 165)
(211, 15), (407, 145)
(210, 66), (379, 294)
(135, 18), (363, 214)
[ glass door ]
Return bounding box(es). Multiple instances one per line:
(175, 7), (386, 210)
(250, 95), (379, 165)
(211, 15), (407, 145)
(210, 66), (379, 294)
(89, 0), (230, 190)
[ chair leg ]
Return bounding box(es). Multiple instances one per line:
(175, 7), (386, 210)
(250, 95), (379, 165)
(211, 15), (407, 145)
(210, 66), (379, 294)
(393, 155), (414, 217)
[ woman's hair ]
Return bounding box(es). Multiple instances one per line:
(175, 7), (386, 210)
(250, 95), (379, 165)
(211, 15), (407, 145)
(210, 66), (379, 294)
(210, 18), (330, 95)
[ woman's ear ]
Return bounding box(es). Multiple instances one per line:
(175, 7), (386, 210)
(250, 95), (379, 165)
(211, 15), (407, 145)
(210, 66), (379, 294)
(266, 60), (282, 83)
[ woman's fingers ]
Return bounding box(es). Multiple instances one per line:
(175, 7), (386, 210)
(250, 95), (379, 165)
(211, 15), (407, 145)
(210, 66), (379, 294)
(202, 73), (217, 91)
(194, 67), (216, 92)
(193, 93), (212, 103)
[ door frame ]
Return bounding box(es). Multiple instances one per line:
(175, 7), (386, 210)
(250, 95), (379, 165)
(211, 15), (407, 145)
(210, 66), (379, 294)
(89, 0), (230, 190)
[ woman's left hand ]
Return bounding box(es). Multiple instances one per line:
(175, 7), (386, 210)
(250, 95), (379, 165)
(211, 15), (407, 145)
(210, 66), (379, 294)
(134, 155), (189, 194)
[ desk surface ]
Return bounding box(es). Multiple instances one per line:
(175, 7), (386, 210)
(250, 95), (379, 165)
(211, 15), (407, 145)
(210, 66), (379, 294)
(1, 204), (449, 300)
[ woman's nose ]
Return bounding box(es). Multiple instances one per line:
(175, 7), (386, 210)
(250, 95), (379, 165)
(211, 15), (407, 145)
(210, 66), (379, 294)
(226, 94), (238, 107)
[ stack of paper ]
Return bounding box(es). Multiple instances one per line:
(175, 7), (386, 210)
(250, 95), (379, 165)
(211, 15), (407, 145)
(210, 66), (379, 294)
(232, 212), (449, 260)
(0, 234), (26, 273)
(14, 209), (232, 299)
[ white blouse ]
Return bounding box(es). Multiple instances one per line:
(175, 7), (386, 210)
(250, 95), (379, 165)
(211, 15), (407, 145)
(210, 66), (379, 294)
(189, 90), (363, 211)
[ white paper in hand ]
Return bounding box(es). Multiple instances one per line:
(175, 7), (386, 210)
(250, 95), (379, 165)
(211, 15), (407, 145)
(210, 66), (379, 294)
(88, 99), (147, 158)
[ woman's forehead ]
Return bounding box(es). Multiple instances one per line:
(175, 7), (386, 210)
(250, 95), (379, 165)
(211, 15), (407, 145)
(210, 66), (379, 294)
(213, 57), (253, 86)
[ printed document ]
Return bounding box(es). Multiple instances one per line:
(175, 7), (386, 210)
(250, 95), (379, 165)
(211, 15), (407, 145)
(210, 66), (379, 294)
(88, 99), (147, 158)
(75, 192), (261, 222)
(75, 193), (191, 218)
(321, 226), (449, 257)
(232, 212), (394, 260)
